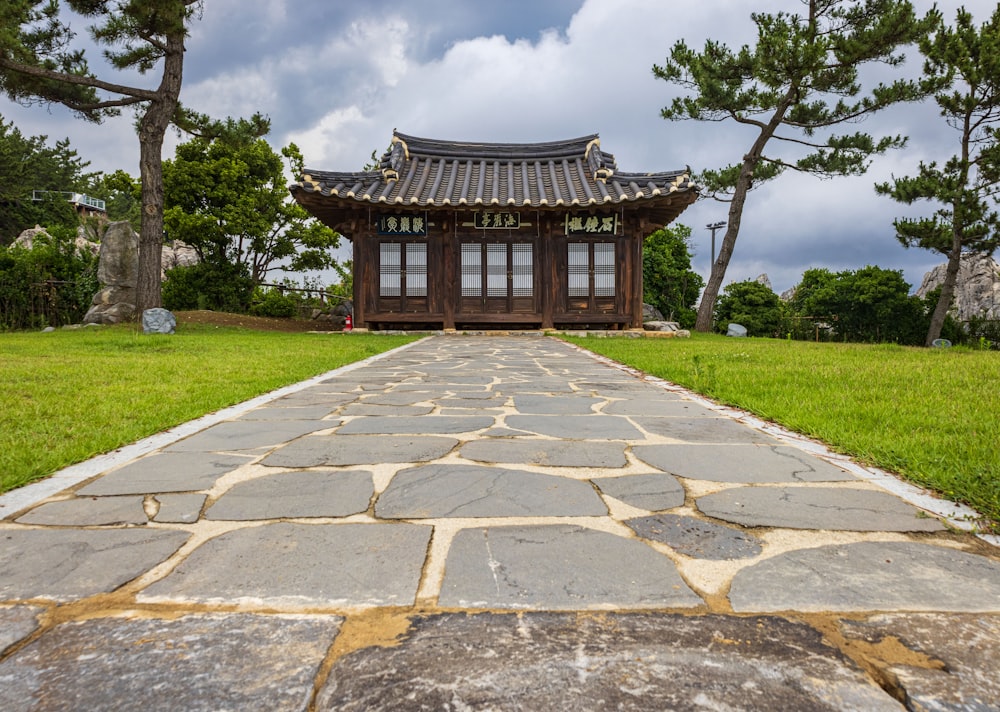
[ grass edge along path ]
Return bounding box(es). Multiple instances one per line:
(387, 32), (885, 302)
(562, 334), (1000, 532)
(0, 325), (419, 494)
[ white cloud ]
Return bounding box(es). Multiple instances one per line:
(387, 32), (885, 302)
(5, 0), (999, 292)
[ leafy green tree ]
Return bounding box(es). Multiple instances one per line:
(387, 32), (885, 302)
(791, 265), (925, 343)
(89, 169), (142, 229)
(875, 6), (1000, 346)
(163, 116), (342, 287)
(0, 1), (204, 314)
(0, 116), (96, 241)
(653, 0), (933, 332)
(713, 280), (783, 337)
(642, 223), (703, 327)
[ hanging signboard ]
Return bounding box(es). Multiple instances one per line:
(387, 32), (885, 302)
(564, 213), (618, 235)
(475, 211), (520, 229)
(377, 213), (428, 236)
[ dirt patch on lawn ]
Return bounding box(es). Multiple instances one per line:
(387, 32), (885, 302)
(175, 310), (341, 333)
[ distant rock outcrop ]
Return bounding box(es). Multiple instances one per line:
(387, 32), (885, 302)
(755, 274), (773, 291)
(12, 225), (100, 257)
(161, 240), (199, 279)
(916, 252), (1000, 320)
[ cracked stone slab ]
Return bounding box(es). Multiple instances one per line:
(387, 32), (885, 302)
(430, 398), (505, 410)
(0, 529), (188, 601)
(633, 417), (780, 444)
(77, 452), (255, 495)
(336, 415), (494, 435)
(604, 398), (718, 417)
(261, 434), (458, 467)
(237, 404), (337, 420)
(505, 415), (643, 440)
(205, 470), (373, 520)
(493, 380), (576, 394)
(577, 380), (665, 395)
(626, 513), (763, 560)
(356, 392), (435, 406)
(338, 403), (434, 416)
(0, 613), (341, 712)
(0, 605), (43, 656)
(269, 391), (357, 407)
(729, 541), (1000, 612)
(461, 439), (628, 467)
(592, 473), (685, 511)
(439, 525), (703, 609)
(632, 444), (857, 483)
(697, 486), (945, 532)
(166, 420), (332, 452)
(511, 395), (603, 415)
(839, 613), (1000, 710)
(152, 493), (206, 523)
(438, 391), (502, 401)
(141, 522), (431, 607)
(375, 464), (606, 519)
(317, 612), (899, 711)
(15, 496), (148, 526)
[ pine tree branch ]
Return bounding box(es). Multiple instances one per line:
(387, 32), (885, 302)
(0, 57), (157, 102)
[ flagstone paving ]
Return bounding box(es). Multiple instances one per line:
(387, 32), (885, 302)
(1, 334), (998, 710)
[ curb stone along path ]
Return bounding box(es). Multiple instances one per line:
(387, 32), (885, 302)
(1, 335), (998, 709)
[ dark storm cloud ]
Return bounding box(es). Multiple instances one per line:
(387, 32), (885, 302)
(2, 0), (995, 293)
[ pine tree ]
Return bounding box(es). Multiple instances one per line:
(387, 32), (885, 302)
(654, 0), (934, 331)
(875, 6), (1000, 346)
(0, 1), (203, 313)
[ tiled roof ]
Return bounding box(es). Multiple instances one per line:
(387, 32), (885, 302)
(291, 131), (698, 227)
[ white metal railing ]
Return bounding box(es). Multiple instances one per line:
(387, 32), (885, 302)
(30, 190), (106, 212)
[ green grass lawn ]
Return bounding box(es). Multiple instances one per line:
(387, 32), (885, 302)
(0, 324), (419, 493)
(563, 334), (1000, 531)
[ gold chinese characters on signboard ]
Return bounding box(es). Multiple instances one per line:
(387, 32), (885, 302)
(474, 211), (520, 229)
(378, 213), (428, 235)
(564, 213), (618, 235)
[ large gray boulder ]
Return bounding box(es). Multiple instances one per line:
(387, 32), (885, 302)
(917, 252), (1000, 320)
(142, 308), (176, 335)
(83, 221), (139, 325)
(642, 303), (665, 322)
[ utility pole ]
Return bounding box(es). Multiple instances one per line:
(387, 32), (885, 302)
(706, 221), (726, 265)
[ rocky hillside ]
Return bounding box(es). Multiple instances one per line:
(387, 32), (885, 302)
(916, 252), (1000, 320)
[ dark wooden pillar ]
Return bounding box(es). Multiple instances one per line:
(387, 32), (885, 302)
(541, 213), (555, 329)
(630, 216), (644, 329)
(443, 212), (456, 329)
(352, 235), (366, 328)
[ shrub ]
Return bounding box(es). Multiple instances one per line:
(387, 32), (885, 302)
(0, 227), (97, 330)
(713, 280), (783, 337)
(162, 261), (253, 313)
(249, 287), (298, 318)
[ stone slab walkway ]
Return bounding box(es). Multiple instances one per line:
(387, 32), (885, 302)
(2, 335), (999, 710)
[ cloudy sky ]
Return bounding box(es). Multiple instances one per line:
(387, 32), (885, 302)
(3, 0), (996, 293)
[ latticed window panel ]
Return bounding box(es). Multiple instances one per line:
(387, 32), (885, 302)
(567, 242), (590, 297)
(594, 242), (615, 297)
(486, 243), (507, 297)
(406, 242), (427, 297)
(379, 243), (401, 297)
(461, 243), (482, 297)
(511, 243), (533, 298)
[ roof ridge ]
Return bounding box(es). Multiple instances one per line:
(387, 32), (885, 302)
(389, 130), (602, 161)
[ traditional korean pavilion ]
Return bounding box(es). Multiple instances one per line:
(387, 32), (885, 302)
(291, 130), (698, 330)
